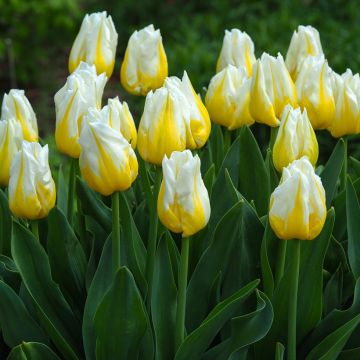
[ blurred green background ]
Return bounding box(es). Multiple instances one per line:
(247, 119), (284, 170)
(1, 0), (360, 166)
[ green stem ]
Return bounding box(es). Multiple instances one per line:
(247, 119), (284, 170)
(288, 240), (300, 360)
(275, 240), (287, 287)
(67, 158), (77, 225)
(269, 127), (279, 150)
(31, 221), (39, 240)
(341, 137), (348, 190)
(175, 236), (190, 350)
(223, 129), (232, 153)
(139, 158), (153, 207)
(145, 166), (162, 309)
(112, 191), (120, 276)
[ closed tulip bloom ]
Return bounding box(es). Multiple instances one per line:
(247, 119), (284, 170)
(69, 11), (118, 78)
(250, 53), (297, 127)
(55, 62), (107, 158)
(273, 105), (318, 172)
(164, 72), (211, 149)
(0, 119), (23, 186)
(286, 25), (323, 80)
(296, 55), (335, 130)
(216, 29), (256, 75)
(269, 157), (326, 240)
(158, 150), (210, 237)
(205, 65), (254, 129)
(329, 69), (360, 137)
(79, 120), (138, 196)
(121, 24), (168, 96)
(1, 89), (38, 142)
(9, 141), (56, 220)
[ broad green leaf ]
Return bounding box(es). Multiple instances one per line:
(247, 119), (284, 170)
(323, 265), (343, 316)
(210, 124), (225, 172)
(0, 280), (48, 347)
(203, 163), (216, 197)
(83, 236), (112, 360)
(306, 313), (360, 360)
(320, 138), (345, 207)
(349, 156), (360, 179)
(11, 223), (81, 360)
(151, 234), (177, 360)
(338, 347), (360, 360)
(186, 201), (243, 332)
(0, 255), (20, 291)
(7, 342), (61, 360)
(175, 279), (259, 360)
(47, 207), (87, 310)
(0, 189), (12, 255)
(76, 177), (111, 232)
(56, 164), (68, 216)
(346, 176), (360, 279)
(265, 149), (279, 193)
(94, 267), (148, 360)
(238, 126), (270, 216)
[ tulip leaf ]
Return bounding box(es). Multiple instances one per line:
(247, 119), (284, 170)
(265, 148), (279, 193)
(76, 177), (112, 232)
(320, 138), (345, 207)
(346, 176), (360, 279)
(323, 265), (343, 316)
(47, 207), (87, 310)
(94, 267), (148, 360)
(0, 280), (48, 348)
(275, 342), (285, 360)
(338, 347), (360, 360)
(305, 313), (360, 360)
(175, 279), (259, 360)
(7, 342), (61, 360)
(0, 255), (20, 291)
(0, 189), (12, 256)
(83, 236), (112, 360)
(203, 163), (216, 197)
(186, 200), (243, 332)
(238, 126), (270, 217)
(11, 222), (81, 360)
(56, 164), (68, 216)
(209, 124), (225, 172)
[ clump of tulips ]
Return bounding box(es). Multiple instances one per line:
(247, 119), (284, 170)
(0, 12), (359, 360)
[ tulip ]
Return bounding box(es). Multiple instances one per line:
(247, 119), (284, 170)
(205, 65), (254, 129)
(9, 141), (56, 220)
(120, 24), (168, 96)
(286, 25), (323, 80)
(69, 11), (118, 78)
(296, 55), (335, 130)
(216, 29), (256, 75)
(79, 119), (138, 196)
(164, 71), (211, 149)
(1, 89), (38, 142)
(157, 150), (210, 237)
(272, 105), (318, 172)
(54, 62), (107, 158)
(329, 69), (360, 137)
(0, 119), (23, 187)
(250, 53), (297, 127)
(269, 156), (326, 240)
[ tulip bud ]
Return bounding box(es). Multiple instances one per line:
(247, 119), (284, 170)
(79, 120), (138, 196)
(164, 71), (211, 149)
(158, 150), (210, 237)
(1, 89), (38, 142)
(273, 105), (318, 172)
(329, 69), (360, 137)
(250, 53), (297, 127)
(120, 24), (168, 96)
(69, 11), (118, 78)
(269, 157), (326, 240)
(9, 141), (56, 220)
(205, 65), (254, 129)
(216, 29), (256, 75)
(54, 62), (107, 158)
(286, 25), (323, 80)
(296, 55), (335, 130)
(0, 119), (23, 187)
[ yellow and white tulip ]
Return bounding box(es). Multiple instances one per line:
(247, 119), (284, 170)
(9, 141), (56, 219)
(269, 156), (326, 240)
(205, 65), (254, 129)
(120, 24), (168, 96)
(54, 62), (107, 158)
(158, 150), (210, 237)
(1, 89), (38, 142)
(296, 55), (335, 130)
(69, 11), (118, 78)
(216, 29), (256, 75)
(250, 53), (297, 127)
(0, 119), (23, 187)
